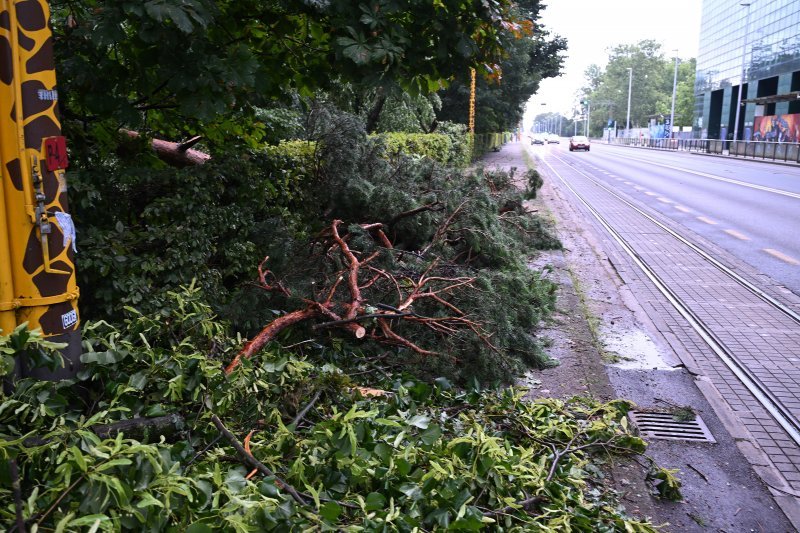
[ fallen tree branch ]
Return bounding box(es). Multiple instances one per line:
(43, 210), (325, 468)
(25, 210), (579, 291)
(312, 312), (412, 331)
(10, 459), (25, 533)
(225, 308), (318, 374)
(211, 414), (307, 506)
(92, 414), (186, 442)
(224, 219), (492, 371)
(290, 390), (323, 429)
(121, 130), (211, 167)
(483, 495), (546, 517)
(24, 415), (187, 447)
(389, 202), (443, 227)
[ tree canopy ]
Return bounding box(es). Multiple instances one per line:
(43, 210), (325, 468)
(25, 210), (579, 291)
(52, 0), (563, 147)
(577, 40), (695, 137)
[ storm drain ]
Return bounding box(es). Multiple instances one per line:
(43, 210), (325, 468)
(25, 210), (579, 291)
(629, 411), (716, 443)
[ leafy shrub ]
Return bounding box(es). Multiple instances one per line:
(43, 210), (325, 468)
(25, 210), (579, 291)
(378, 132), (454, 166)
(435, 121), (472, 168)
(0, 293), (657, 531)
(71, 145), (309, 325)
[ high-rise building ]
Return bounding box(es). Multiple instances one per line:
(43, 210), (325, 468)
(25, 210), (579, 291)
(695, 0), (800, 140)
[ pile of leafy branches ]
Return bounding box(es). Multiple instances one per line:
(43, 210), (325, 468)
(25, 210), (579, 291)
(0, 289), (657, 531)
(73, 104), (561, 384)
(224, 117), (562, 383)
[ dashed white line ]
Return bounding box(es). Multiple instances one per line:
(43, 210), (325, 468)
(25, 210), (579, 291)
(763, 248), (800, 265)
(697, 216), (718, 225)
(674, 205), (691, 213)
(643, 191), (657, 196)
(607, 153), (800, 200)
(657, 197), (673, 204)
(724, 229), (750, 241)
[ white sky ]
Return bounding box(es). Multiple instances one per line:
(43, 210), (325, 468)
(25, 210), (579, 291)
(523, 0), (703, 129)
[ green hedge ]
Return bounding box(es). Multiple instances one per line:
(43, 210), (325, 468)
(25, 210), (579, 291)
(374, 130), (471, 168)
(471, 132), (513, 159)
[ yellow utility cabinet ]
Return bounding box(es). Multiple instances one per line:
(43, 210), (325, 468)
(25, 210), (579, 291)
(0, 0), (80, 378)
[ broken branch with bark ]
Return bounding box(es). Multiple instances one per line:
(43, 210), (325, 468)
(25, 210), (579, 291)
(224, 218), (494, 373)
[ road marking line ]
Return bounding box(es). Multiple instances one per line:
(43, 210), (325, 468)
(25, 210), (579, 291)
(608, 152), (800, 200)
(697, 216), (718, 225)
(724, 229), (750, 241)
(763, 248), (800, 265)
(614, 177), (623, 181)
(674, 205), (691, 212)
(624, 181), (633, 185)
(644, 191), (657, 196)
(657, 197), (673, 203)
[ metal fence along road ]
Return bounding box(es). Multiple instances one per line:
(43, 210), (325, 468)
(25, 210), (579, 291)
(609, 138), (800, 164)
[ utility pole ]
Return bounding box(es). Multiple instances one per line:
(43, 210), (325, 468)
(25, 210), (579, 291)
(669, 50), (679, 138)
(586, 100), (591, 137)
(626, 67), (633, 137)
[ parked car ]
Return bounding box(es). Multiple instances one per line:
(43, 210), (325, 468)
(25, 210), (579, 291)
(569, 135), (590, 151)
(531, 134), (546, 145)
(547, 134), (560, 144)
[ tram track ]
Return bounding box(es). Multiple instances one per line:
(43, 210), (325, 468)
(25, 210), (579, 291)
(539, 151), (800, 447)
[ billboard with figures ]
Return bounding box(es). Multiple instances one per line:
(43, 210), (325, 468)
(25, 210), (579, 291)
(753, 114), (800, 143)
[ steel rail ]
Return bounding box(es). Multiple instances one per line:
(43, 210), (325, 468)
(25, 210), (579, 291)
(539, 153), (800, 447)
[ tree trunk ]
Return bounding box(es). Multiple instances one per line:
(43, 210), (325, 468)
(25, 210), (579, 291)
(365, 88), (388, 134)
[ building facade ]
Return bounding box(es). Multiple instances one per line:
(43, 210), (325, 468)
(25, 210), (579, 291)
(695, 0), (800, 140)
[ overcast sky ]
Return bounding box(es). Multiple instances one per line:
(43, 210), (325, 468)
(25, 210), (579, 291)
(523, 0), (703, 129)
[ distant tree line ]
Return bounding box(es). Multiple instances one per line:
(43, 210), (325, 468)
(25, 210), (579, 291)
(576, 40), (696, 137)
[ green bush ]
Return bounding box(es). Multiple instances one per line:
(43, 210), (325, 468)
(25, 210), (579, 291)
(71, 142), (317, 325)
(377, 132), (454, 166)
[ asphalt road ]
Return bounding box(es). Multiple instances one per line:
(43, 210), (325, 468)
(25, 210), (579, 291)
(535, 141), (800, 295)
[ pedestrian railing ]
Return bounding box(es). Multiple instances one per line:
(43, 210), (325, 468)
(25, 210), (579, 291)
(609, 137), (800, 164)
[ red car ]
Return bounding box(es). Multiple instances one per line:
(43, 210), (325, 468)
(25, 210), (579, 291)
(569, 135), (590, 152)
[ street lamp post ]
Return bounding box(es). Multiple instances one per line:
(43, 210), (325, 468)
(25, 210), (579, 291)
(583, 99), (591, 136)
(625, 67), (632, 137)
(669, 50), (679, 139)
(732, 1), (752, 144)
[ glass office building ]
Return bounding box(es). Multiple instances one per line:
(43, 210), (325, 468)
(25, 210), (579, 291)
(695, 0), (800, 140)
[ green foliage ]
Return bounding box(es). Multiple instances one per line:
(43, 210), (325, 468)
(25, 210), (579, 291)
(0, 324), (67, 377)
(437, 22), (566, 133)
(647, 465), (683, 501)
(0, 298), (656, 530)
(436, 122), (473, 168)
(71, 144), (313, 323)
(52, 0), (553, 150)
(580, 41), (696, 137)
(374, 93), (441, 134)
(71, 101), (559, 383)
(379, 133), (454, 166)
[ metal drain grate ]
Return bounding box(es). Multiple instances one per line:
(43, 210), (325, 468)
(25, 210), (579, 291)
(629, 411), (716, 443)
